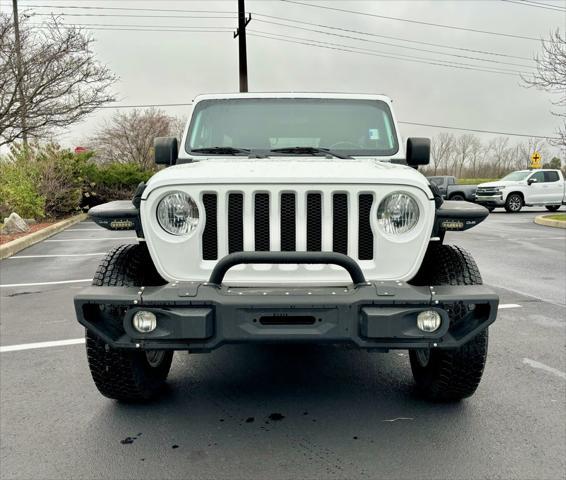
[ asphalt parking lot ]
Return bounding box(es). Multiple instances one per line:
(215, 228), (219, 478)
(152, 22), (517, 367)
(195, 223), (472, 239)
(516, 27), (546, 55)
(1, 208), (565, 480)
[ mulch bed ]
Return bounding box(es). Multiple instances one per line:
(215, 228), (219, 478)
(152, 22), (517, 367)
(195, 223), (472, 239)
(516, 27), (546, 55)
(0, 221), (56, 245)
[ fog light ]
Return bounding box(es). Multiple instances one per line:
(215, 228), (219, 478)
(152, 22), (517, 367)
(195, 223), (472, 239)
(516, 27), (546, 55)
(417, 310), (442, 332)
(132, 311), (157, 333)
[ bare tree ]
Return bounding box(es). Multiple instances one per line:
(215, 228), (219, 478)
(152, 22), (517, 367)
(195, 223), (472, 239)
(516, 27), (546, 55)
(522, 29), (566, 147)
(90, 108), (181, 169)
(0, 13), (116, 147)
(453, 134), (477, 177)
(466, 136), (483, 178)
(485, 137), (510, 176)
(429, 133), (454, 175)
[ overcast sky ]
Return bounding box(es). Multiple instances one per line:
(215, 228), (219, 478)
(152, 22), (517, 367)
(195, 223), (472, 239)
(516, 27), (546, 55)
(2, 0), (565, 158)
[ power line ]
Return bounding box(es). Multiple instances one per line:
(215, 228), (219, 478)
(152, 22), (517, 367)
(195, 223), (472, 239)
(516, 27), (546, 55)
(280, 0), (542, 42)
(30, 21), (233, 31)
(18, 4), (236, 14)
(27, 17), (535, 72)
(30, 24), (233, 34)
(20, 3), (537, 61)
(253, 13), (534, 62)
(33, 13), (236, 19)
(52, 23), (234, 30)
(34, 14), (535, 69)
(253, 18), (536, 70)
(97, 103), (193, 109)
(398, 121), (558, 140)
(249, 29), (527, 75)
(247, 31), (525, 76)
(501, 0), (566, 12)
(82, 101), (562, 139)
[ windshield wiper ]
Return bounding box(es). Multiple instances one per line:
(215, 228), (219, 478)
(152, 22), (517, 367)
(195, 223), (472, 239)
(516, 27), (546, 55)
(191, 147), (251, 155)
(269, 147), (351, 159)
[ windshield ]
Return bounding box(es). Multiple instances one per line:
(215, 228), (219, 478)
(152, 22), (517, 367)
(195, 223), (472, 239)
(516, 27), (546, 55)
(186, 98), (399, 157)
(500, 171), (531, 181)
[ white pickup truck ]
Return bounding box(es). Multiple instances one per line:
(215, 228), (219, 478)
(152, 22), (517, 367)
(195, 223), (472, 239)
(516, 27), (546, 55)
(475, 169), (566, 212)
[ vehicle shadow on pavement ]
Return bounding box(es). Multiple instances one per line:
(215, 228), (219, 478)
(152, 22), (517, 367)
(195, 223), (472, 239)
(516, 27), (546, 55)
(93, 344), (470, 436)
(64, 345), (489, 479)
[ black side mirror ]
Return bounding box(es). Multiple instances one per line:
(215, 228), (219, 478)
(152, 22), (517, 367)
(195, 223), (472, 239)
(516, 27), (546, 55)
(154, 137), (178, 166)
(406, 138), (430, 167)
(527, 178), (538, 186)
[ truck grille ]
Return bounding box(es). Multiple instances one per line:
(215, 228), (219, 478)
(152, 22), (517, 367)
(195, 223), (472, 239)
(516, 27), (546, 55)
(475, 187), (498, 196)
(202, 191), (374, 261)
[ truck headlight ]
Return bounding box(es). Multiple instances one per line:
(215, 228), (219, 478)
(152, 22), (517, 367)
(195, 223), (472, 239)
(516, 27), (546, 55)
(377, 192), (419, 235)
(157, 191), (199, 236)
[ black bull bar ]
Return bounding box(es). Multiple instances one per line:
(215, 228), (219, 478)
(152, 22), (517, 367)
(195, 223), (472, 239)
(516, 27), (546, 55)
(74, 252), (499, 352)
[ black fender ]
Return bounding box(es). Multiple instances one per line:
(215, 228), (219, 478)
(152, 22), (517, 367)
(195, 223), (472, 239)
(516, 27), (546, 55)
(89, 200), (142, 236)
(88, 182), (145, 236)
(433, 200), (489, 237)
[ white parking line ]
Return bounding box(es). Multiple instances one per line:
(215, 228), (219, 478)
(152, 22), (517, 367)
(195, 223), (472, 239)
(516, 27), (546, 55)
(0, 279), (92, 288)
(0, 338), (85, 353)
(10, 253), (107, 259)
(498, 304), (522, 309)
(45, 238), (136, 242)
(523, 358), (566, 380)
(66, 228), (105, 231)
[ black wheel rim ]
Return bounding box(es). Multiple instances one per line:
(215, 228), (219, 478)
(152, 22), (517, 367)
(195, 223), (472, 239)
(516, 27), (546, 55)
(508, 196), (521, 211)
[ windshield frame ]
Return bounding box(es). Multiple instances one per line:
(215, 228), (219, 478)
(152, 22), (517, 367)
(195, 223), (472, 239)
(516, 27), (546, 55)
(184, 97), (400, 158)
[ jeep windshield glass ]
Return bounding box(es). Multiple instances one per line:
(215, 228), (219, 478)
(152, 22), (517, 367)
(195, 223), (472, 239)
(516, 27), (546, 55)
(186, 98), (399, 157)
(500, 171), (530, 181)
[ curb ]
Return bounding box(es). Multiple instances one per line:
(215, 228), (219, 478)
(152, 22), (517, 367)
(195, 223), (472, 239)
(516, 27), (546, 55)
(0, 213), (88, 260)
(534, 215), (566, 229)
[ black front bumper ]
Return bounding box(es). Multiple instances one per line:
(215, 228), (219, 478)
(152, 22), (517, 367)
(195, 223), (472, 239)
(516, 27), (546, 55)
(74, 280), (498, 352)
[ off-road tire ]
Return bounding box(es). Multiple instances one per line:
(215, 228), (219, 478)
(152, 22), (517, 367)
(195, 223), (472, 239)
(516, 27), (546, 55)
(545, 205), (560, 212)
(409, 244), (489, 401)
(86, 244), (173, 402)
(505, 193), (523, 213)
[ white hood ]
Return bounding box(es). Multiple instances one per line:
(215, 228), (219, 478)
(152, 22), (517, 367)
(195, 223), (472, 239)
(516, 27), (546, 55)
(143, 158), (433, 198)
(478, 181), (519, 188)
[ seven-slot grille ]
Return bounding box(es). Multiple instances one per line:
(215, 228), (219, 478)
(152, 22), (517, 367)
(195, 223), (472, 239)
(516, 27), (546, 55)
(202, 191), (375, 261)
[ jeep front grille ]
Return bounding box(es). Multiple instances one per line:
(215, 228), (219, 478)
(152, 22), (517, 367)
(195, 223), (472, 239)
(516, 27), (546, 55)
(201, 191), (374, 261)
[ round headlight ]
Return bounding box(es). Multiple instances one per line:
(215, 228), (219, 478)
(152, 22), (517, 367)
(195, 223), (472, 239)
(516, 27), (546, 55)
(157, 192), (199, 236)
(377, 192), (420, 235)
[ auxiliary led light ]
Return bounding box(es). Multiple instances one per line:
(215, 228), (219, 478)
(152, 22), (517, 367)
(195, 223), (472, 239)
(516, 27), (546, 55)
(417, 310), (442, 333)
(132, 311), (157, 333)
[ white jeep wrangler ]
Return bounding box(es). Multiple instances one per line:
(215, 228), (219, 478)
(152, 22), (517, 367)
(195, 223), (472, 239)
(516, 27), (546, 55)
(75, 93), (498, 402)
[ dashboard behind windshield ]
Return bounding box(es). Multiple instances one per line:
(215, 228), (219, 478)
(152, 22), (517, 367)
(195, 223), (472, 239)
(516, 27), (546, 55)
(186, 98), (399, 157)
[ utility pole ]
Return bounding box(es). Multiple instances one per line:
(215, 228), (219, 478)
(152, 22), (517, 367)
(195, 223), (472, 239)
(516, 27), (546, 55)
(12, 0), (28, 145)
(234, 0), (251, 93)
